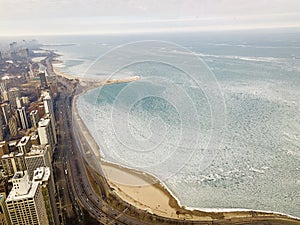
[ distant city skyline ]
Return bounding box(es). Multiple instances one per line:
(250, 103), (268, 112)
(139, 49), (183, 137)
(1, 0), (300, 36)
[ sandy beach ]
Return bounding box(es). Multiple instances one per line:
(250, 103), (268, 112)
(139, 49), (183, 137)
(101, 162), (180, 218)
(52, 61), (82, 80)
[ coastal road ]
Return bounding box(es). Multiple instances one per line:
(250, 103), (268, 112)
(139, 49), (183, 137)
(60, 83), (153, 225)
(54, 84), (83, 224)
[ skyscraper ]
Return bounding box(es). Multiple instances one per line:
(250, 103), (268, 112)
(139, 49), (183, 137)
(30, 110), (39, 128)
(16, 97), (22, 110)
(0, 192), (10, 225)
(1, 103), (10, 125)
(43, 93), (55, 120)
(1, 152), (26, 177)
(7, 88), (20, 109)
(0, 141), (9, 158)
(24, 145), (51, 179)
(16, 136), (32, 154)
(15, 97), (29, 130)
(37, 118), (55, 155)
(39, 72), (47, 88)
(8, 116), (17, 137)
(44, 114), (57, 146)
(33, 167), (59, 225)
(0, 115), (3, 142)
(16, 107), (28, 130)
(41, 91), (56, 145)
(1, 91), (8, 102)
(0, 82), (7, 102)
(5, 171), (49, 225)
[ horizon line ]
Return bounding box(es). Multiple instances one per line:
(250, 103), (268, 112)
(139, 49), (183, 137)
(1, 24), (300, 37)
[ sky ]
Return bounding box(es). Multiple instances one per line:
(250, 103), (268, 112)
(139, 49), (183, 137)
(0, 0), (300, 36)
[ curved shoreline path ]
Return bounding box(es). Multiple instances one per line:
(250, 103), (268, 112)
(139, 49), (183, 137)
(49, 54), (300, 224)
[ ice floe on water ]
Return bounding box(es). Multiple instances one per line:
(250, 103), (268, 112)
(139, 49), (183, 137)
(78, 55), (300, 217)
(68, 36), (300, 217)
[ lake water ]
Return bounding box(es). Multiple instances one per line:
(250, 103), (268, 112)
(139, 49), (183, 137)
(40, 29), (300, 217)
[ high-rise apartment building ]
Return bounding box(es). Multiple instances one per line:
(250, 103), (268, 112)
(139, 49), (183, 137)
(16, 98), (29, 130)
(0, 116), (3, 142)
(7, 88), (20, 109)
(24, 145), (51, 179)
(43, 94), (54, 117)
(0, 192), (10, 225)
(16, 136), (31, 154)
(1, 104), (10, 126)
(43, 93), (56, 144)
(30, 110), (39, 128)
(16, 107), (28, 130)
(0, 82), (7, 102)
(0, 142), (9, 158)
(33, 167), (59, 225)
(5, 171), (49, 225)
(1, 152), (26, 177)
(8, 116), (17, 137)
(44, 114), (57, 146)
(37, 119), (55, 155)
(39, 73), (47, 88)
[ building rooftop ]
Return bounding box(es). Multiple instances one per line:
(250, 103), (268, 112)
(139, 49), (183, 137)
(2, 152), (24, 159)
(41, 90), (51, 99)
(8, 87), (19, 91)
(30, 134), (39, 139)
(6, 171), (39, 202)
(26, 145), (48, 156)
(13, 171), (25, 180)
(38, 118), (50, 127)
(1, 152), (14, 158)
(16, 136), (30, 147)
(16, 152), (24, 157)
(43, 94), (51, 100)
(6, 182), (38, 202)
(8, 140), (18, 147)
(30, 110), (38, 115)
(33, 167), (50, 182)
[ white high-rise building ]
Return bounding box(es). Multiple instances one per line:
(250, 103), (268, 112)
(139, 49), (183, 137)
(44, 114), (57, 145)
(30, 110), (39, 128)
(16, 136), (32, 154)
(16, 107), (28, 130)
(40, 91), (57, 146)
(37, 119), (55, 155)
(16, 97), (22, 109)
(24, 145), (51, 179)
(33, 167), (59, 225)
(1, 103), (10, 125)
(43, 93), (54, 118)
(5, 171), (49, 225)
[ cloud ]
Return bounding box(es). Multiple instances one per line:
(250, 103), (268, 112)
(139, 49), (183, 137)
(1, 0), (300, 35)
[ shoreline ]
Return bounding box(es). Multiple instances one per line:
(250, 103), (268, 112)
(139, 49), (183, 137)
(51, 56), (300, 223)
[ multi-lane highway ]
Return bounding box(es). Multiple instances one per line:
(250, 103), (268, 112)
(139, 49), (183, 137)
(54, 81), (83, 224)
(57, 78), (154, 225)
